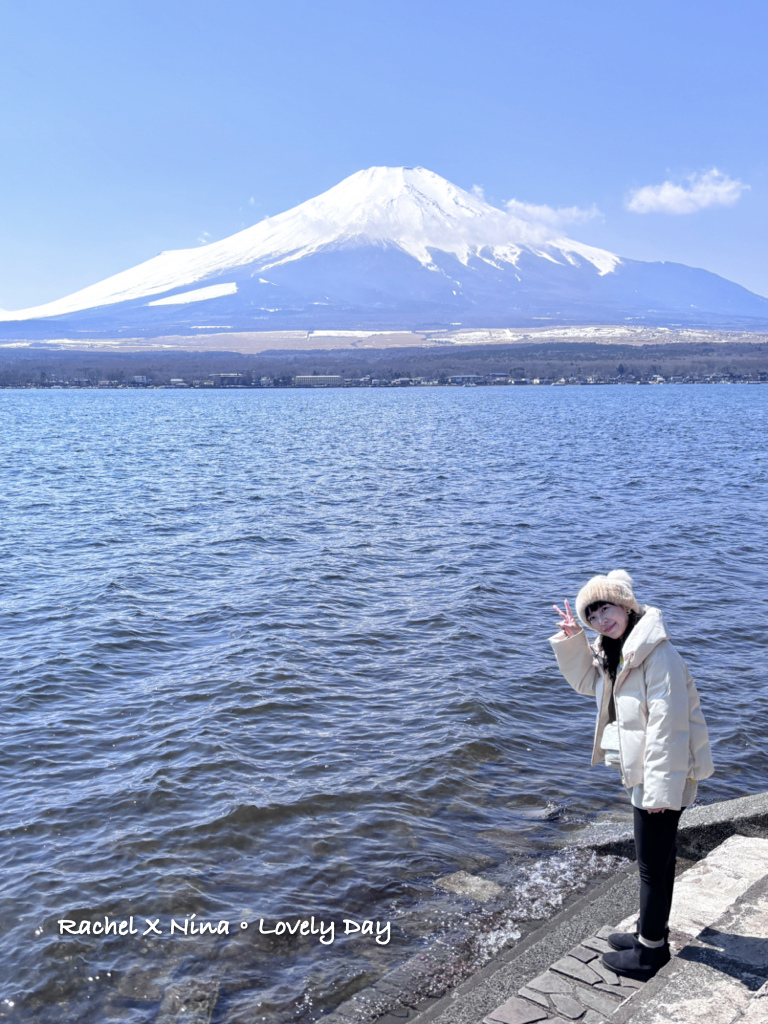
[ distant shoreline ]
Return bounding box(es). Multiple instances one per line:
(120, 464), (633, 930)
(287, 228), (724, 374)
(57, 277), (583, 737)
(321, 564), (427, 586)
(2, 377), (766, 390)
(1, 336), (766, 389)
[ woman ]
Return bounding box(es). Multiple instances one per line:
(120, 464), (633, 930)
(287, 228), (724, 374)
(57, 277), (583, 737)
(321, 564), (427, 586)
(550, 570), (713, 980)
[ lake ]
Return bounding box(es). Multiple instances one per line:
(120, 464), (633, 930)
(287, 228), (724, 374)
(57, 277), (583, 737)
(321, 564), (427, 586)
(1, 384), (765, 1023)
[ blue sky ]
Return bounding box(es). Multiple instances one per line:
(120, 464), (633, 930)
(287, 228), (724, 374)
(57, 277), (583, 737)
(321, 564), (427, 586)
(1, 0), (766, 309)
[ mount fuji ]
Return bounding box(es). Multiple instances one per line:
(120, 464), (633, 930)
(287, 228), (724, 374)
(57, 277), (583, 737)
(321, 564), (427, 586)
(2, 165), (767, 339)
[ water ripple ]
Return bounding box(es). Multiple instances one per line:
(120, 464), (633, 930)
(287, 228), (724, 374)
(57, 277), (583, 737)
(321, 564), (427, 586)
(0, 385), (766, 1022)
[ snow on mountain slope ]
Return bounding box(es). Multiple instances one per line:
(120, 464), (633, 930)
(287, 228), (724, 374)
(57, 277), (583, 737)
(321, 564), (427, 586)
(0, 166), (620, 321)
(2, 165), (766, 335)
(147, 282), (238, 306)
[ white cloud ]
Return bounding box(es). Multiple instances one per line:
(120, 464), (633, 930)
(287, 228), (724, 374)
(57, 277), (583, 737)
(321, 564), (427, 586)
(471, 184), (485, 200)
(248, 196), (255, 205)
(197, 230), (211, 245)
(626, 168), (748, 214)
(504, 198), (600, 232)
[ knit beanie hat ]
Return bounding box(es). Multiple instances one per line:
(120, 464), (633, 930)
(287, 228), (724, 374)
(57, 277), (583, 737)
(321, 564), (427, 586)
(575, 570), (641, 627)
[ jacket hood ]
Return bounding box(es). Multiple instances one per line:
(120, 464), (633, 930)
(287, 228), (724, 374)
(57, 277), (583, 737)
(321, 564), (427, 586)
(596, 605), (669, 666)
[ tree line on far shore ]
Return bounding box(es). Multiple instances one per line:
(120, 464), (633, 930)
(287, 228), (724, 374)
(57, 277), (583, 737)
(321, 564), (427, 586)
(0, 340), (767, 387)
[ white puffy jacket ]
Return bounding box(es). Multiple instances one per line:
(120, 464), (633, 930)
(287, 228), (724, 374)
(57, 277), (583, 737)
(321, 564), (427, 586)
(549, 606), (714, 809)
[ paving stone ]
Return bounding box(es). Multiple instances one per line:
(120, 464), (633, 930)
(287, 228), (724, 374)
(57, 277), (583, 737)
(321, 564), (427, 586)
(582, 1013), (607, 1024)
(606, 974), (636, 994)
(568, 945), (599, 963)
(551, 956), (602, 986)
(581, 936), (613, 955)
(550, 991), (588, 1019)
(575, 985), (626, 1015)
(517, 987), (549, 1008)
(527, 971), (574, 996)
(618, 974), (644, 989)
(587, 958), (623, 985)
(595, 983), (624, 995)
(593, 973), (642, 992)
(483, 995), (548, 1024)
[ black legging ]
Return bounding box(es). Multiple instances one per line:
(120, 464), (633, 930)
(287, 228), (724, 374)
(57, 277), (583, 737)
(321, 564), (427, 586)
(633, 805), (683, 942)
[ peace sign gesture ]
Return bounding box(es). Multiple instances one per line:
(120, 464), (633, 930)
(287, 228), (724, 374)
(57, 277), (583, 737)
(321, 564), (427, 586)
(553, 598), (580, 637)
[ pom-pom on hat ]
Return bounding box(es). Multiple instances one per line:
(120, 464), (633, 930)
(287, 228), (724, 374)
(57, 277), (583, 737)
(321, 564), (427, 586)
(575, 570), (641, 627)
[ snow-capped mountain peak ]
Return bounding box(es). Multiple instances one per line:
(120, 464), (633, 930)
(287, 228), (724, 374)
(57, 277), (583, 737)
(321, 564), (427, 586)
(224, 164), (618, 272)
(2, 165), (765, 335)
(0, 166), (619, 321)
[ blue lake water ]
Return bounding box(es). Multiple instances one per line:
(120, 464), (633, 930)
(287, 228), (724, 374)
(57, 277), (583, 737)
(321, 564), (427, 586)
(1, 385), (766, 1023)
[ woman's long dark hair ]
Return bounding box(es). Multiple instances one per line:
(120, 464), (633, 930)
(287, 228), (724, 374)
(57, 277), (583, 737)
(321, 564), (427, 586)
(587, 606), (644, 681)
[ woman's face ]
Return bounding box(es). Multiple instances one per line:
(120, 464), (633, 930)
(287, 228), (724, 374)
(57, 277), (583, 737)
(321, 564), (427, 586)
(587, 602), (629, 638)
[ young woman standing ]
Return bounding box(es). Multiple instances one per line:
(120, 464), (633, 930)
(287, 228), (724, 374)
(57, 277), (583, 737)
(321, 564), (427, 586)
(550, 570), (714, 980)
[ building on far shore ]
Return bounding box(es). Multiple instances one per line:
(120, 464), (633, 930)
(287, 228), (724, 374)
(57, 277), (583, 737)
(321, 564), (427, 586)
(294, 375), (342, 387)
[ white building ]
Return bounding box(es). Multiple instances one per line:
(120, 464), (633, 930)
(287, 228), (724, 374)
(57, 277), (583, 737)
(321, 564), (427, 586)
(294, 375), (342, 386)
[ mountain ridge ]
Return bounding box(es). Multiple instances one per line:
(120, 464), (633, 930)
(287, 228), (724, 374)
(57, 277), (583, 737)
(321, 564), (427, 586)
(2, 166), (767, 337)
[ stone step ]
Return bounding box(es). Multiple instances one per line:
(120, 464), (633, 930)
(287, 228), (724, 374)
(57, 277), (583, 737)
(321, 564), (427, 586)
(608, 836), (768, 1024)
(481, 835), (768, 1024)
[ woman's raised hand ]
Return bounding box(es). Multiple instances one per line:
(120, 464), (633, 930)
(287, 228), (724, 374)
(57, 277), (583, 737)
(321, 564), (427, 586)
(553, 598), (580, 637)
